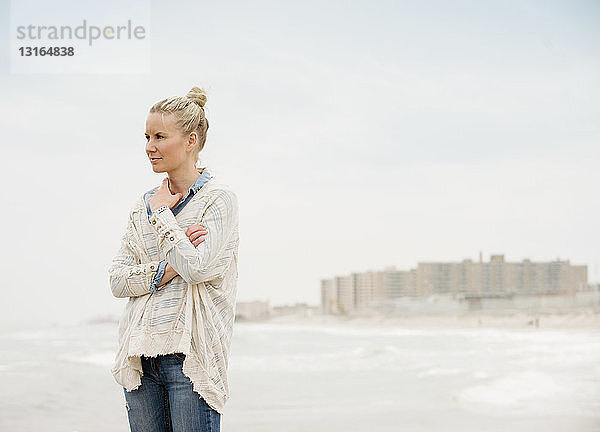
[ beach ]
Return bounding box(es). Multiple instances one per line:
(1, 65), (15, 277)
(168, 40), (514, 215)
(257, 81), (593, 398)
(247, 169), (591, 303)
(268, 309), (600, 329)
(1, 312), (599, 432)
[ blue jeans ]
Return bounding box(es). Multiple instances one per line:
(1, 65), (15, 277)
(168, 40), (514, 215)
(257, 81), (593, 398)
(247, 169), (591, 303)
(123, 353), (221, 432)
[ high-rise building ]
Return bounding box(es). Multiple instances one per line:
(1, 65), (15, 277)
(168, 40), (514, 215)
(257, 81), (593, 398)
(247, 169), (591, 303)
(320, 255), (588, 314)
(320, 279), (336, 314)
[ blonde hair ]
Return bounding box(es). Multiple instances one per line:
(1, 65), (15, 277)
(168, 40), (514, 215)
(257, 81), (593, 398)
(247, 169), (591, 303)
(149, 86), (210, 166)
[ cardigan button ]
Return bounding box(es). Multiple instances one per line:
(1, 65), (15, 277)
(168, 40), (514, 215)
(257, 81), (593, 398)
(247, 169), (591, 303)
(169, 237), (174, 241)
(151, 220), (156, 225)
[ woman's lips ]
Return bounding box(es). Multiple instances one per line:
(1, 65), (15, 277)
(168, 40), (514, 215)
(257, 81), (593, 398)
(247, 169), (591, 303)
(150, 158), (162, 164)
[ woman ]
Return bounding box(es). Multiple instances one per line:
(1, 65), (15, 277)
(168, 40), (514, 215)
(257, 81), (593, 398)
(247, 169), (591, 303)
(108, 86), (239, 432)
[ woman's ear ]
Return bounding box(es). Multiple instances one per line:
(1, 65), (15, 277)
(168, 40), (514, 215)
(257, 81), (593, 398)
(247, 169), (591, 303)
(188, 131), (198, 151)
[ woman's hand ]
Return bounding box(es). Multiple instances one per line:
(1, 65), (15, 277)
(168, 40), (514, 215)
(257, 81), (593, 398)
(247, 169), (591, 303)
(149, 177), (183, 211)
(157, 262), (178, 288)
(186, 224), (208, 247)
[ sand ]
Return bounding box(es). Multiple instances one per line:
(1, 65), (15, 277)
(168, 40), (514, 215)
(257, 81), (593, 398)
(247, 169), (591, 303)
(265, 310), (600, 329)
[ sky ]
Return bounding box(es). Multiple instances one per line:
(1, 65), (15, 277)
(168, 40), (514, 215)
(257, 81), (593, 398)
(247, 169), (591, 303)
(0, 0), (598, 327)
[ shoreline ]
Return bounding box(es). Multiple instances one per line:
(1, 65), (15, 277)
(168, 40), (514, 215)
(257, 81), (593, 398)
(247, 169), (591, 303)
(257, 310), (600, 330)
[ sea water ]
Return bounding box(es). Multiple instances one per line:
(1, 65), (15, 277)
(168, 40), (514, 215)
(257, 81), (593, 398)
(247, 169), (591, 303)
(0, 320), (598, 431)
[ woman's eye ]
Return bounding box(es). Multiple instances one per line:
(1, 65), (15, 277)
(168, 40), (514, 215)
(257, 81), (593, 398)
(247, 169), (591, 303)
(144, 134), (163, 140)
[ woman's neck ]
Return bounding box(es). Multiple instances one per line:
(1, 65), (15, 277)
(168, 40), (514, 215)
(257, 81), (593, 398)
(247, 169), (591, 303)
(167, 166), (202, 197)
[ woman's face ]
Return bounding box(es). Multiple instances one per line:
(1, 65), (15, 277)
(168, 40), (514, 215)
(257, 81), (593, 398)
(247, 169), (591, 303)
(145, 112), (192, 173)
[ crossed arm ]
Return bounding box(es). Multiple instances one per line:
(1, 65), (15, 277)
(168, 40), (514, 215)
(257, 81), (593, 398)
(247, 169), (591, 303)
(149, 232), (206, 290)
(108, 220), (206, 297)
(108, 189), (237, 298)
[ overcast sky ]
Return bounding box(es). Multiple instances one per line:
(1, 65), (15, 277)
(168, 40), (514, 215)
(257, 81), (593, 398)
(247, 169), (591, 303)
(0, 0), (598, 327)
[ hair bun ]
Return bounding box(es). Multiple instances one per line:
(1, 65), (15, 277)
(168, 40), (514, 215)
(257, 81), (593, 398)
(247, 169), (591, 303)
(186, 86), (207, 107)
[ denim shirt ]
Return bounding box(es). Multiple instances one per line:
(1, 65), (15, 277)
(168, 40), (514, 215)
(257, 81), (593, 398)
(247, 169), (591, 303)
(143, 168), (214, 293)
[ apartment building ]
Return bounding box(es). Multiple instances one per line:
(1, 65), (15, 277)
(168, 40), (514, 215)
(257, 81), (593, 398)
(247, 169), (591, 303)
(320, 255), (588, 314)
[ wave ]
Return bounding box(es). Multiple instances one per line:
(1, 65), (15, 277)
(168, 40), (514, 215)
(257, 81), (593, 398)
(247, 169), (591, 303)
(456, 370), (570, 415)
(57, 351), (115, 368)
(229, 344), (409, 372)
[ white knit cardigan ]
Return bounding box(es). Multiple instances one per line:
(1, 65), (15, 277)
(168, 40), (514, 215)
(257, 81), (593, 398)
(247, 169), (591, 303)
(108, 174), (239, 415)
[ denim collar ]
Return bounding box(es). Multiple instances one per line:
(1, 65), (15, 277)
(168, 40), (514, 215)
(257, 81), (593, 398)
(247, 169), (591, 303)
(144, 168), (213, 219)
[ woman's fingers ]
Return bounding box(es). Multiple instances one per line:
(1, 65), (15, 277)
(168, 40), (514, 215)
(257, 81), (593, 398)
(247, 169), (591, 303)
(188, 230), (207, 242)
(190, 228), (207, 247)
(186, 224), (207, 247)
(191, 237), (206, 247)
(186, 224), (207, 236)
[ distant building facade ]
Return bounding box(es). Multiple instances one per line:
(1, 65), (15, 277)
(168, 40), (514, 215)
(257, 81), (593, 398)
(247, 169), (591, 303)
(237, 301), (320, 321)
(272, 302), (318, 317)
(321, 254), (588, 314)
(235, 300), (270, 321)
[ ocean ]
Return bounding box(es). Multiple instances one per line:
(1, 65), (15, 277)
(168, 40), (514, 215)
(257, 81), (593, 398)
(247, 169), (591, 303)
(0, 319), (599, 431)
